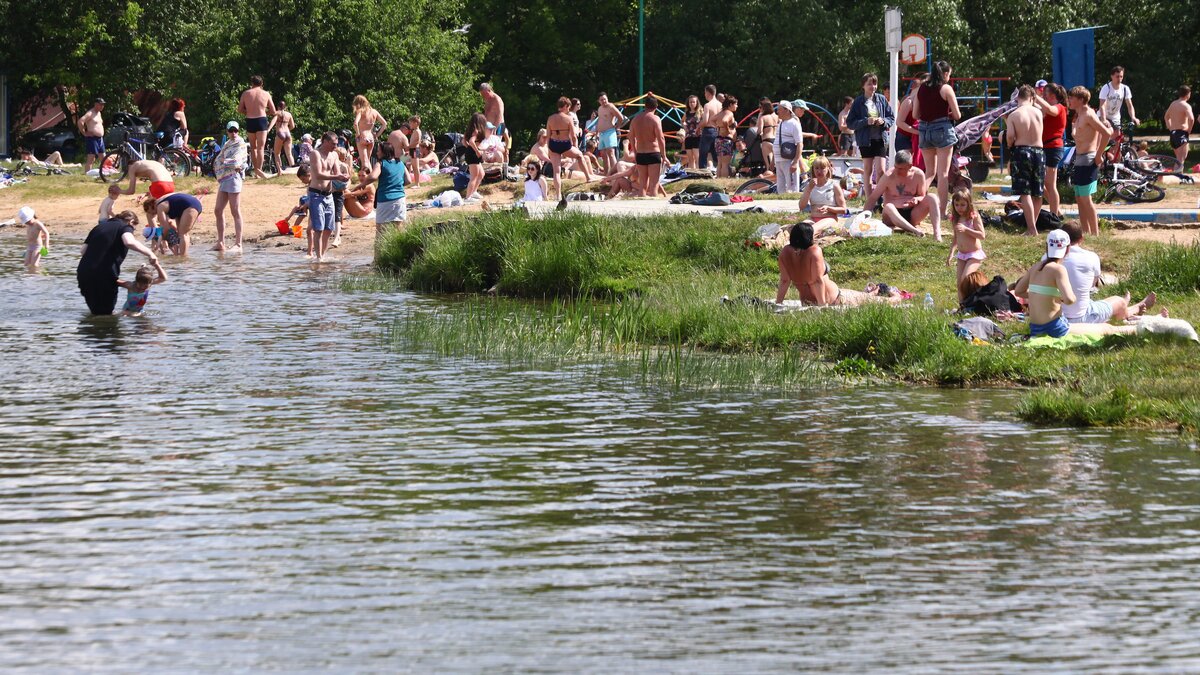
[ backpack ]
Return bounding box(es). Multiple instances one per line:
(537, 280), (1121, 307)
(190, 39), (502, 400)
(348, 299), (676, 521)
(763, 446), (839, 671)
(692, 191), (732, 206)
(961, 274), (1023, 316)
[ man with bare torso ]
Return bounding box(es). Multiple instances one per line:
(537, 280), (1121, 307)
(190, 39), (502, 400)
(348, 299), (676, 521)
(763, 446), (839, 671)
(78, 98), (106, 173)
(697, 84), (721, 172)
(480, 83), (506, 142)
(1165, 85), (1195, 167)
(1067, 86), (1112, 237)
(307, 131), (350, 262)
(863, 150), (942, 240)
(121, 160), (175, 200)
(545, 97), (593, 201)
(238, 75), (276, 178)
(628, 95), (666, 197)
(1006, 85), (1045, 236)
(595, 92), (627, 175)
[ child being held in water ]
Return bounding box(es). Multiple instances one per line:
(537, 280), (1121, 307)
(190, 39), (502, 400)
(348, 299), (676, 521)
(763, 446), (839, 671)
(18, 206), (49, 268)
(945, 187), (986, 299)
(117, 260), (168, 316)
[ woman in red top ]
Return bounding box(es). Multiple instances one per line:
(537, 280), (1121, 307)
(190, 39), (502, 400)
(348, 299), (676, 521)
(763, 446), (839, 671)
(913, 61), (962, 219)
(1035, 82), (1069, 216)
(895, 73), (928, 171)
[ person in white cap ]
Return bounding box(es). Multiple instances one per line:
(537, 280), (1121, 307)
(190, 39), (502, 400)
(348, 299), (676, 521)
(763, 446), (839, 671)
(773, 100), (802, 194)
(213, 121), (248, 252)
(1014, 229), (1076, 338)
(19, 207), (49, 268)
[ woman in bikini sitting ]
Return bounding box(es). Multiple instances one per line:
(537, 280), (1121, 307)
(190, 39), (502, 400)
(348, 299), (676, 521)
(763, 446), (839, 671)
(1013, 229), (1077, 338)
(755, 97), (778, 174)
(776, 221), (903, 307)
(352, 94), (388, 173)
(343, 168), (377, 219)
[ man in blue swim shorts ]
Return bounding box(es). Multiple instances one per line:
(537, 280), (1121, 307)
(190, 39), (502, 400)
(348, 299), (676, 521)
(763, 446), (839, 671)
(1066, 85), (1112, 237)
(77, 98), (106, 174)
(595, 92), (627, 175)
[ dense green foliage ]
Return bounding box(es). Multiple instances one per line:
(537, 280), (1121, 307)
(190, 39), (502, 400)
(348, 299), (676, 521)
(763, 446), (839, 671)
(377, 211), (1200, 431)
(1, 0), (481, 137)
(3, 0), (1195, 148)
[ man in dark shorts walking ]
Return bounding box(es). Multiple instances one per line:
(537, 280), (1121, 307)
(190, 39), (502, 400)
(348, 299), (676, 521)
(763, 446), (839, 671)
(77, 211), (158, 315)
(1165, 85), (1194, 167)
(628, 95), (667, 197)
(238, 75), (276, 178)
(1006, 85), (1045, 235)
(77, 98), (106, 174)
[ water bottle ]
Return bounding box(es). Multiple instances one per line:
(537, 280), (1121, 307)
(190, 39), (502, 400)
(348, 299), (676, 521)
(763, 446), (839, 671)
(924, 292), (935, 310)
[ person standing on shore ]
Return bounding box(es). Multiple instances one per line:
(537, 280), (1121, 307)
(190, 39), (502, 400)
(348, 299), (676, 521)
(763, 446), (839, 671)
(1006, 85), (1045, 236)
(78, 98), (106, 174)
(698, 84), (721, 172)
(307, 132), (349, 262)
(480, 83), (507, 142)
(1034, 83), (1068, 217)
(773, 101), (802, 194)
(238, 75), (276, 178)
(546, 98), (593, 200)
(1066, 86), (1111, 237)
(846, 73), (895, 200)
(352, 95), (387, 173)
(683, 95), (702, 169)
(1098, 66), (1139, 129)
(77, 211), (158, 315)
(595, 93), (626, 175)
(1165, 86), (1194, 167)
(268, 100), (296, 171)
(628, 95), (666, 197)
(913, 61), (961, 219)
(213, 121), (248, 252)
(837, 96), (857, 157)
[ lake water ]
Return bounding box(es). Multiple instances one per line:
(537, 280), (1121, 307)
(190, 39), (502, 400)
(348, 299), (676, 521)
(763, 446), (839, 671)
(3, 243), (1200, 672)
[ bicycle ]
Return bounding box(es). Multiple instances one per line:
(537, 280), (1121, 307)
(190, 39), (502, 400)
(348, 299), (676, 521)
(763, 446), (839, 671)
(1109, 123), (1183, 178)
(1098, 160), (1165, 203)
(98, 129), (192, 182)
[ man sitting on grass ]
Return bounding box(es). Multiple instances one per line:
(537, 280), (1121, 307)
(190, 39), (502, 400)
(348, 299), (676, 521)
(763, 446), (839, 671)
(1057, 222), (1156, 324)
(862, 150), (942, 241)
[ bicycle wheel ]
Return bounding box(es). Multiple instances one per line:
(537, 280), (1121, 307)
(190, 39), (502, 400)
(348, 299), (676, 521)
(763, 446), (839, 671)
(98, 151), (128, 183)
(735, 177), (776, 195)
(1130, 154), (1182, 176)
(160, 148), (192, 177)
(1114, 182), (1165, 203)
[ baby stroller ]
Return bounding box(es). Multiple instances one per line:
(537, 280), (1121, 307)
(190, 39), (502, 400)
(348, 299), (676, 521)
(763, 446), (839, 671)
(436, 132), (464, 169)
(736, 127), (768, 177)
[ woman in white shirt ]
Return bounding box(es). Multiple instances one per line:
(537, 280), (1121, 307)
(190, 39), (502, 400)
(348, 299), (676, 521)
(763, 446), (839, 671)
(773, 100), (803, 194)
(797, 156), (846, 228)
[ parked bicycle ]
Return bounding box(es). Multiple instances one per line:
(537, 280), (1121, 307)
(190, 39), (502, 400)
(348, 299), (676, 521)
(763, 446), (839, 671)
(98, 129), (191, 182)
(1108, 123), (1183, 178)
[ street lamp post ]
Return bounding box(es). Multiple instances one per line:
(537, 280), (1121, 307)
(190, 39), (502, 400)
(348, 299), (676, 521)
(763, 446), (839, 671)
(638, 0), (645, 93)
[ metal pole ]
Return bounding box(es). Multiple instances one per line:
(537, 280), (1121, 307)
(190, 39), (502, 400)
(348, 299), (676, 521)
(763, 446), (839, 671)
(638, 0), (645, 93)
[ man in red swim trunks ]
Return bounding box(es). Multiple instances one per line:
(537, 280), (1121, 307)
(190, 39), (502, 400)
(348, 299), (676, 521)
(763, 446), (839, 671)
(121, 159), (176, 199)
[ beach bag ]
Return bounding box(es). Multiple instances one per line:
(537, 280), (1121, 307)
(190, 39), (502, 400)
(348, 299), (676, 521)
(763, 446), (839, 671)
(779, 141), (798, 160)
(961, 275), (1023, 316)
(692, 191), (732, 206)
(452, 170), (470, 192)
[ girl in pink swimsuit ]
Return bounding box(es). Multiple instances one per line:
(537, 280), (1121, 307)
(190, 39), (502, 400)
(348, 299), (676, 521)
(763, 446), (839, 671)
(946, 187), (987, 297)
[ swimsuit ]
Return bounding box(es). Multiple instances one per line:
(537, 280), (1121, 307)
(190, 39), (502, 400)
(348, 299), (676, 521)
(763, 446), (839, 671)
(1029, 315), (1070, 338)
(716, 137), (734, 157)
(122, 288), (149, 314)
(245, 116), (269, 133)
(277, 125), (291, 140)
(548, 138), (572, 155)
(1170, 129), (1190, 149)
(358, 129), (375, 146)
(760, 123), (776, 144)
(598, 128), (619, 150)
(1071, 152), (1099, 197)
(463, 146), (482, 165)
(161, 192), (203, 220)
(1028, 283), (1062, 298)
(85, 136), (105, 156)
(956, 249), (986, 261)
(149, 180), (175, 200)
(1009, 145), (1045, 197)
(635, 152), (662, 166)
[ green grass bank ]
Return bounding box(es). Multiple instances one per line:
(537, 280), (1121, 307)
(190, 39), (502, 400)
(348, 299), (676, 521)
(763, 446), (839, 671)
(374, 210), (1200, 432)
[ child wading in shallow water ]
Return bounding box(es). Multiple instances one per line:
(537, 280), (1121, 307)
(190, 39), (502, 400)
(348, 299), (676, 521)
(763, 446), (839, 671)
(18, 206), (49, 268)
(117, 260), (168, 316)
(946, 187), (986, 298)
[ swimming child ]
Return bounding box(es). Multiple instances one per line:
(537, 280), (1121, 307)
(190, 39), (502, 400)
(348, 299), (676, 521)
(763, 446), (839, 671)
(99, 184), (121, 222)
(116, 260), (167, 316)
(18, 206), (49, 268)
(945, 187), (986, 299)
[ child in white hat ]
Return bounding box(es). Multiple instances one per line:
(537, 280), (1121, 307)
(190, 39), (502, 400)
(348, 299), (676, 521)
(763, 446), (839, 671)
(18, 206), (49, 268)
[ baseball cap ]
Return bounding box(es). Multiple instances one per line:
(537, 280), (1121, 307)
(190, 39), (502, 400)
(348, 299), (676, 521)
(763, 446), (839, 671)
(226, 120), (240, 131)
(776, 100), (793, 111)
(1035, 79), (1048, 88)
(94, 97), (106, 105)
(16, 206), (35, 224)
(791, 99), (810, 111)
(1046, 229), (1070, 259)
(485, 121), (496, 129)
